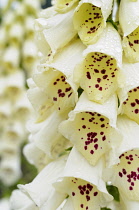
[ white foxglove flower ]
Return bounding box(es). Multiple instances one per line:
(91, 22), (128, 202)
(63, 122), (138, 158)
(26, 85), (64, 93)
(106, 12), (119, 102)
(119, 0), (139, 62)
(54, 147), (113, 210)
(27, 79), (53, 122)
(107, 115), (139, 167)
(73, 0), (113, 45)
(8, 22), (24, 44)
(24, 16), (35, 38)
(2, 10), (15, 29)
(27, 110), (70, 159)
(35, 8), (77, 58)
(2, 45), (20, 71)
(74, 23), (122, 103)
(59, 92), (120, 165)
(0, 26), (7, 49)
(0, 100), (11, 128)
(33, 38), (85, 113)
(23, 142), (51, 171)
(0, 153), (22, 186)
(118, 60), (139, 124)
(10, 190), (39, 210)
(18, 156), (67, 208)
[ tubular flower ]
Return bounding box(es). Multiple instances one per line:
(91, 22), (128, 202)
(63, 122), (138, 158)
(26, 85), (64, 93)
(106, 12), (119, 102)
(53, 147), (113, 210)
(74, 23), (122, 103)
(118, 61), (139, 124)
(119, 0), (139, 62)
(73, 0), (113, 45)
(33, 37), (85, 113)
(59, 92), (119, 165)
(35, 7), (77, 59)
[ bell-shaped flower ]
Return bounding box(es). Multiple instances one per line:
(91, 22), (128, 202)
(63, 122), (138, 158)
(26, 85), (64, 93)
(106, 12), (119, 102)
(74, 23), (122, 103)
(54, 0), (78, 13)
(0, 152), (22, 186)
(4, 71), (25, 101)
(27, 78), (53, 122)
(53, 147), (113, 210)
(0, 100), (11, 129)
(118, 60), (139, 124)
(2, 45), (20, 72)
(10, 189), (39, 210)
(27, 109), (71, 159)
(104, 116), (139, 203)
(23, 142), (51, 172)
(24, 0), (40, 16)
(18, 156), (67, 208)
(33, 38), (85, 114)
(119, 0), (139, 62)
(73, 0), (113, 45)
(59, 92), (120, 165)
(8, 22), (24, 44)
(24, 16), (35, 38)
(35, 7), (77, 59)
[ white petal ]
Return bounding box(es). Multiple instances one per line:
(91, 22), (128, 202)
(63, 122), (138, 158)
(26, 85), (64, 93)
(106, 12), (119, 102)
(27, 110), (69, 159)
(120, 192), (139, 210)
(54, 0), (78, 13)
(8, 22), (24, 43)
(0, 199), (10, 210)
(73, 0), (113, 45)
(59, 92), (118, 165)
(119, 0), (139, 36)
(18, 156), (67, 207)
(54, 147), (112, 209)
(23, 142), (51, 171)
(61, 198), (74, 210)
(35, 8), (77, 58)
(10, 190), (39, 210)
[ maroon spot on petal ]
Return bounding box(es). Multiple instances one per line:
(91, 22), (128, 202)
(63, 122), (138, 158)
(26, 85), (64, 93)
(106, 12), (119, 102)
(134, 109), (139, 114)
(82, 125), (86, 129)
(94, 192), (98, 196)
(94, 144), (98, 150)
(119, 172), (123, 177)
(80, 204), (84, 208)
(131, 102), (136, 107)
(129, 186), (133, 190)
(90, 150), (94, 154)
(53, 97), (57, 101)
(72, 192), (75, 196)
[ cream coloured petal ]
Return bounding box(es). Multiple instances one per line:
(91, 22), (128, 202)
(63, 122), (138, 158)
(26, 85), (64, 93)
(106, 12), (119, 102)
(120, 192), (139, 210)
(74, 23), (122, 103)
(23, 142), (51, 171)
(27, 82), (53, 122)
(35, 8), (77, 58)
(39, 6), (57, 19)
(18, 156), (67, 208)
(119, 0), (139, 36)
(61, 198), (74, 210)
(122, 27), (139, 63)
(73, 0), (113, 45)
(0, 199), (10, 210)
(105, 149), (139, 201)
(24, 16), (35, 38)
(59, 92), (118, 165)
(54, 0), (78, 13)
(106, 115), (139, 167)
(118, 61), (139, 124)
(27, 110), (70, 159)
(54, 147), (113, 210)
(10, 190), (39, 210)
(33, 38), (85, 113)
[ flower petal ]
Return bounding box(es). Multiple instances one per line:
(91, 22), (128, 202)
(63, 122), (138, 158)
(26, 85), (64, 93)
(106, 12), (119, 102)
(73, 0), (113, 45)
(54, 0), (78, 13)
(74, 23), (122, 103)
(118, 61), (139, 124)
(54, 147), (113, 209)
(18, 156), (67, 207)
(59, 92), (118, 165)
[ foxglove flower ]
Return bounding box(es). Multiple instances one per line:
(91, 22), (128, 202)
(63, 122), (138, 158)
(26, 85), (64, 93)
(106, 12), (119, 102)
(118, 60), (139, 124)
(73, 0), (113, 45)
(119, 0), (139, 62)
(59, 92), (119, 165)
(74, 23), (122, 103)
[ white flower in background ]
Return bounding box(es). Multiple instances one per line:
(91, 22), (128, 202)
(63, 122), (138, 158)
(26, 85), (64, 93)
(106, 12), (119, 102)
(0, 198), (10, 210)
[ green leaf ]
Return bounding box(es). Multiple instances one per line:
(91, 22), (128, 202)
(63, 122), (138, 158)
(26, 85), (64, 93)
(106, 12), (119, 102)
(106, 185), (120, 202)
(101, 208), (111, 210)
(65, 147), (73, 151)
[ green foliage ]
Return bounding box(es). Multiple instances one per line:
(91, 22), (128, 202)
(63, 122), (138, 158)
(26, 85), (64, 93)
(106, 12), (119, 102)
(106, 185), (120, 202)
(101, 208), (111, 210)
(78, 87), (84, 98)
